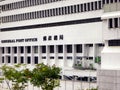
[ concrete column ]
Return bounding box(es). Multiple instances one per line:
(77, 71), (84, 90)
(38, 46), (42, 63)
(31, 46), (34, 65)
(11, 47), (14, 65)
(24, 46), (27, 64)
(46, 45), (49, 65)
(63, 45), (66, 67)
(0, 47), (1, 64)
(82, 44), (86, 68)
(54, 45), (58, 65)
(17, 46), (20, 64)
(72, 44), (76, 67)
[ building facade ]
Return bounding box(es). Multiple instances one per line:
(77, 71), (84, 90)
(0, 0), (103, 70)
(98, 0), (120, 90)
(3, 0), (120, 89)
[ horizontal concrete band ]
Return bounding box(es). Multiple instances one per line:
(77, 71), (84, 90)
(1, 17), (101, 31)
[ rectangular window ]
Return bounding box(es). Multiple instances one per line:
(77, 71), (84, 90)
(14, 47), (17, 53)
(20, 46), (24, 53)
(58, 45), (63, 53)
(27, 46), (31, 53)
(58, 56), (63, 59)
(74, 5), (77, 13)
(106, 0), (109, 4)
(42, 56), (46, 59)
(81, 4), (83, 12)
(98, 1), (102, 9)
(42, 46), (46, 53)
(114, 0), (117, 2)
(61, 7), (65, 15)
(50, 45), (54, 53)
(50, 57), (54, 59)
(91, 2), (94, 10)
(77, 4), (80, 12)
(55, 8), (58, 16)
(2, 47), (4, 54)
(110, 0), (113, 3)
(7, 47), (11, 53)
(71, 5), (74, 13)
(7, 56), (11, 63)
(87, 3), (90, 11)
(114, 18), (118, 28)
(20, 57), (24, 63)
(109, 18), (113, 28)
(2, 57), (4, 63)
(84, 3), (87, 11)
(67, 45), (72, 53)
(76, 44), (82, 53)
(34, 57), (38, 64)
(67, 56), (72, 60)
(34, 46), (38, 53)
(108, 39), (120, 46)
(14, 57), (17, 63)
(95, 1), (98, 10)
(50, 9), (53, 16)
(67, 6), (70, 14)
(27, 57), (31, 64)
(102, 0), (105, 4)
(45, 10), (48, 17)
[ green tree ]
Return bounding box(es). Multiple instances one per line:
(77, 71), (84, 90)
(1, 64), (30, 90)
(30, 63), (61, 90)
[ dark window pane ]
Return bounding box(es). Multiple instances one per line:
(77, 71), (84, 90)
(14, 47), (17, 53)
(20, 46), (24, 53)
(34, 57), (38, 64)
(106, 0), (109, 4)
(20, 57), (24, 63)
(67, 45), (72, 53)
(50, 45), (54, 53)
(76, 44), (82, 53)
(109, 19), (113, 28)
(2, 57), (4, 63)
(110, 0), (113, 3)
(42, 46), (46, 53)
(7, 56), (11, 63)
(95, 1), (97, 10)
(87, 3), (90, 11)
(27, 57), (31, 64)
(114, 18), (118, 28)
(81, 4), (83, 12)
(58, 57), (63, 59)
(108, 39), (120, 46)
(84, 3), (87, 11)
(8, 47), (11, 53)
(14, 57), (17, 63)
(2, 47), (4, 54)
(27, 46), (31, 53)
(91, 2), (94, 10)
(58, 45), (63, 53)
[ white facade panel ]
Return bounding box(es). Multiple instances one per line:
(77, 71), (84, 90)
(0, 22), (102, 46)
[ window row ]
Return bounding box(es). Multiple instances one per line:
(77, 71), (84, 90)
(1, 56), (95, 64)
(102, 0), (120, 4)
(1, 0), (63, 11)
(2, 56), (38, 64)
(1, 0), (102, 23)
(108, 18), (120, 28)
(1, 45), (82, 54)
(108, 39), (120, 46)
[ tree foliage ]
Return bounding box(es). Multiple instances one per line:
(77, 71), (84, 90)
(30, 63), (61, 90)
(0, 63), (61, 90)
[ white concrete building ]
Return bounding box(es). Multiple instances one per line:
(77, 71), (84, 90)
(98, 0), (120, 90)
(0, 0), (104, 71)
